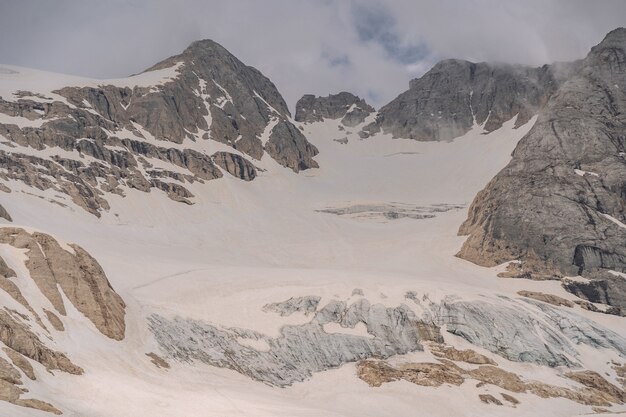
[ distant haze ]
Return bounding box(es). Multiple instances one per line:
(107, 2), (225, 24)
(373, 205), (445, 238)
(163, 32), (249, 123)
(1, 0), (625, 110)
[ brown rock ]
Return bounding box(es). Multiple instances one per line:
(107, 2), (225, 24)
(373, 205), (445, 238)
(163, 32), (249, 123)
(356, 360), (402, 387)
(501, 393), (520, 405)
(516, 291), (575, 307)
(44, 309), (64, 332)
(3, 348), (35, 380)
(0, 204), (11, 222)
(566, 370), (625, 403)
(479, 393), (503, 405)
(430, 344), (496, 365)
(0, 309), (82, 375)
(0, 228), (126, 340)
(146, 352), (170, 369)
(13, 398), (62, 415)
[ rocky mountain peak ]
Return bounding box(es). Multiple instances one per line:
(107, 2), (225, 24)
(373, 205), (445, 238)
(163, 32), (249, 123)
(295, 91), (375, 127)
(458, 28), (626, 312)
(585, 27), (626, 75)
(367, 57), (564, 141)
(0, 38), (318, 218)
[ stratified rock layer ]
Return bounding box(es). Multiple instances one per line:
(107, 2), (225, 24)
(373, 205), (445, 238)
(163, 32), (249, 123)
(0, 39), (318, 216)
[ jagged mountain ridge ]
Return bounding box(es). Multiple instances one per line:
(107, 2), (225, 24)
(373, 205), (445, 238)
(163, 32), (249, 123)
(0, 27), (625, 417)
(0, 39), (318, 217)
(295, 92), (375, 127)
(458, 28), (626, 312)
(357, 59), (578, 141)
(292, 29), (626, 314)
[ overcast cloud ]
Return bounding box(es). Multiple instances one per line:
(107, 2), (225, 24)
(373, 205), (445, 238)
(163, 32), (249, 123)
(1, 0), (625, 110)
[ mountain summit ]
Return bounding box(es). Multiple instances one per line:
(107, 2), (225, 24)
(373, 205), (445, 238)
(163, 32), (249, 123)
(0, 39), (318, 216)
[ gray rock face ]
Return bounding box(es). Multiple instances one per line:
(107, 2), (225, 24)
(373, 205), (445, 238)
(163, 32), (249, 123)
(562, 274), (626, 315)
(458, 29), (626, 293)
(265, 120), (319, 172)
(0, 39), (317, 216)
(211, 151), (256, 181)
(368, 59), (577, 140)
(148, 298), (441, 386)
(295, 92), (375, 127)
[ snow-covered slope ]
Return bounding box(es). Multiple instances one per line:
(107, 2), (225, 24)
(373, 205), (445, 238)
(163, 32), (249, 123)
(1, 105), (625, 416)
(0, 34), (625, 417)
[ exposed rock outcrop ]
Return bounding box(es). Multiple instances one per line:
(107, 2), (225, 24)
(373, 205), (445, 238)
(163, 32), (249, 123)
(0, 39), (318, 216)
(0, 359), (62, 415)
(0, 227), (129, 413)
(0, 310), (82, 375)
(562, 274), (626, 316)
(366, 59), (576, 140)
(295, 92), (375, 127)
(357, 359), (625, 407)
(0, 205), (11, 222)
(264, 120), (319, 172)
(212, 151), (257, 181)
(458, 28), (626, 312)
(516, 290), (575, 308)
(429, 343), (496, 365)
(0, 227), (126, 340)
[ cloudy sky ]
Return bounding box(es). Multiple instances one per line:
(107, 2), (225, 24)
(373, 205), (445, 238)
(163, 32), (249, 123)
(1, 0), (625, 110)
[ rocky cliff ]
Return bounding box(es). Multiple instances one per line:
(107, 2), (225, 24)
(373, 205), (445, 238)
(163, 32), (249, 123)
(0, 226), (125, 413)
(365, 58), (577, 141)
(0, 39), (318, 217)
(458, 28), (626, 312)
(295, 92), (374, 127)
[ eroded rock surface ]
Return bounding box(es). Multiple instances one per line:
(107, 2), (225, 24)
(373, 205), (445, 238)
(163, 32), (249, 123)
(295, 92), (374, 127)
(0, 39), (318, 216)
(0, 227), (129, 413)
(0, 205), (10, 222)
(357, 358), (625, 407)
(0, 227), (126, 340)
(516, 290), (575, 308)
(365, 59), (576, 140)
(458, 29), (626, 311)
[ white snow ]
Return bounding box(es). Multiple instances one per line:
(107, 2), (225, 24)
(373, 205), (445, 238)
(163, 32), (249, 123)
(602, 213), (626, 229)
(574, 168), (599, 177)
(1, 108), (625, 417)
